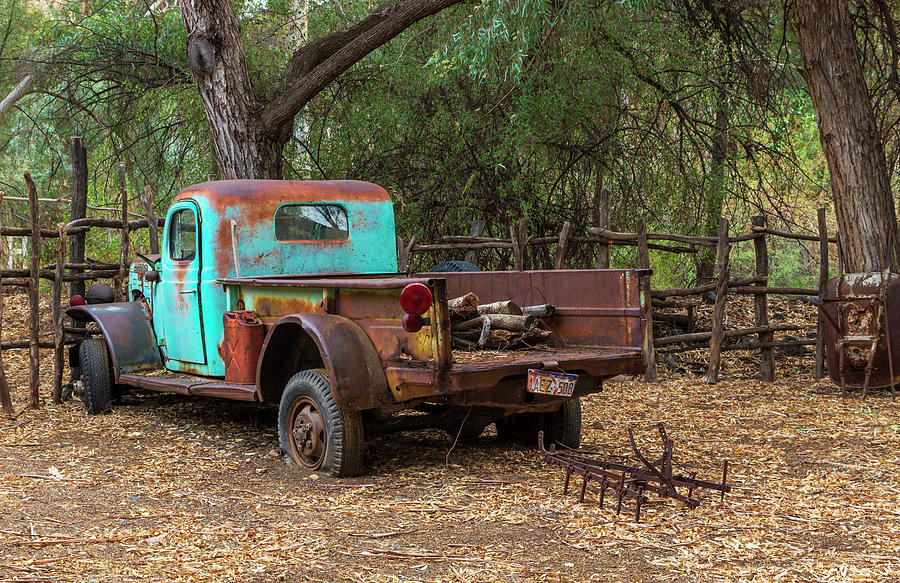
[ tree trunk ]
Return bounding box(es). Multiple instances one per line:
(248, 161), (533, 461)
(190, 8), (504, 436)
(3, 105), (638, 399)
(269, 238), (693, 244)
(179, 0), (461, 180)
(179, 0), (286, 179)
(794, 0), (900, 272)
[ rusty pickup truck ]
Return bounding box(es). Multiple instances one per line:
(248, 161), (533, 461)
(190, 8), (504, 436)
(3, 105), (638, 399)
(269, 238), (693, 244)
(67, 180), (649, 476)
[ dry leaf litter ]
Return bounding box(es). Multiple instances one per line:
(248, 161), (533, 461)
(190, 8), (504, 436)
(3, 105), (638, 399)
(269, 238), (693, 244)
(0, 292), (897, 582)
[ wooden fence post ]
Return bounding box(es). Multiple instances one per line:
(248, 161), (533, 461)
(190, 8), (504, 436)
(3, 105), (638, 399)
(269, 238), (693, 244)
(69, 137), (87, 299)
(116, 163), (130, 302)
(141, 185), (159, 255)
(510, 219), (528, 270)
(596, 188), (610, 268)
(0, 274), (9, 414)
(52, 224), (67, 403)
(752, 215), (774, 381)
(816, 207), (828, 379)
(554, 221), (571, 270)
(24, 173), (40, 408)
(705, 217), (730, 384)
(637, 218), (658, 381)
(0, 190), (11, 414)
(464, 220), (484, 265)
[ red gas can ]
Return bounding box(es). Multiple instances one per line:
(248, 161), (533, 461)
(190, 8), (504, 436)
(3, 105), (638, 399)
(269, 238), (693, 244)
(223, 310), (265, 384)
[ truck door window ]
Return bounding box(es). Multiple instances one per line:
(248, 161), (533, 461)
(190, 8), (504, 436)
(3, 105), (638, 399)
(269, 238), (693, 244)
(275, 204), (349, 242)
(169, 208), (197, 262)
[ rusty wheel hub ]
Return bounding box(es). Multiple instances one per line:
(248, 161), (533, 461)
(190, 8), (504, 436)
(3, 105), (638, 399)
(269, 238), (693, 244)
(289, 397), (326, 470)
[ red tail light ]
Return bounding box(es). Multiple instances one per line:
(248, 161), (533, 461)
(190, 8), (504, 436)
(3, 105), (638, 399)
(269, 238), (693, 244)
(399, 283), (432, 315)
(70, 294), (86, 306)
(402, 314), (424, 333)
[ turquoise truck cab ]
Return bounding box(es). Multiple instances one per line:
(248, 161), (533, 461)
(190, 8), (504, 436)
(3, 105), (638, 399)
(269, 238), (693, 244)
(129, 180), (397, 376)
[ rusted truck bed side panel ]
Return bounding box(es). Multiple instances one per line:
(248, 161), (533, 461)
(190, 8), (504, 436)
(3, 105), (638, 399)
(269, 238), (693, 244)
(434, 269), (650, 348)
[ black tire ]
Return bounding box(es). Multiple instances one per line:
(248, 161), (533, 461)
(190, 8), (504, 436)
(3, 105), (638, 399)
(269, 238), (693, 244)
(430, 260), (480, 272)
(278, 369), (365, 477)
(497, 398), (582, 450)
(80, 338), (114, 415)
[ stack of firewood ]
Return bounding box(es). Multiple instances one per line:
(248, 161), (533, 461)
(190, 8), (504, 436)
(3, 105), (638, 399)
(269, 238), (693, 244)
(448, 292), (556, 349)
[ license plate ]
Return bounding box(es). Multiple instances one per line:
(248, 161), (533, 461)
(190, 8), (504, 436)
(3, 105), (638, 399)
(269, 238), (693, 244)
(527, 369), (577, 397)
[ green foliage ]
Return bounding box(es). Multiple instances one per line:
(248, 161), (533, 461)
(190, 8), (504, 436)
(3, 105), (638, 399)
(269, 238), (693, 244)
(0, 0), (856, 284)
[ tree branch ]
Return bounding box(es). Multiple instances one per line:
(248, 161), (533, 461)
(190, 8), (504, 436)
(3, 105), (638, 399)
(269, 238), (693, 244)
(0, 74), (36, 121)
(262, 0), (462, 131)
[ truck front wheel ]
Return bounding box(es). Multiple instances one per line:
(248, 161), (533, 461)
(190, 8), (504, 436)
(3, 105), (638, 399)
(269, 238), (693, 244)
(278, 369), (365, 477)
(498, 398), (582, 450)
(80, 338), (114, 415)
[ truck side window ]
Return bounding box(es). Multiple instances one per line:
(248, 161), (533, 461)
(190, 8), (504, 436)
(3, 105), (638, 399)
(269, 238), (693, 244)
(275, 204), (349, 242)
(169, 208), (197, 262)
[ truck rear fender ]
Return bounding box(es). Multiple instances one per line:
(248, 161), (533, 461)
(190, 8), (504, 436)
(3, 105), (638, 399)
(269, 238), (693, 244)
(257, 313), (391, 410)
(66, 303), (163, 381)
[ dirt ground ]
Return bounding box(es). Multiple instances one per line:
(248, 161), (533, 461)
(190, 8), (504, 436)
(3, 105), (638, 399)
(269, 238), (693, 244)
(1, 297), (899, 582)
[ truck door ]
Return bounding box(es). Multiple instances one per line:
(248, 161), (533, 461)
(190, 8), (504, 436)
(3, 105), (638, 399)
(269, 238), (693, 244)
(158, 202), (206, 366)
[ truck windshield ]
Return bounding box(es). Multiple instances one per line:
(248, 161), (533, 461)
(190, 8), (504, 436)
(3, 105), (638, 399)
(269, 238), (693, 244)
(275, 204), (349, 242)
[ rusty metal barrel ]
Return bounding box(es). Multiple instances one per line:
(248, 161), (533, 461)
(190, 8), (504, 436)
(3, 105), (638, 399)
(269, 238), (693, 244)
(223, 310), (265, 385)
(822, 272), (900, 390)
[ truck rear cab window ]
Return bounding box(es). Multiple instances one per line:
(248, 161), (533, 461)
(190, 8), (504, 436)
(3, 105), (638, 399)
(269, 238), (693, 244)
(170, 208), (197, 262)
(275, 204), (349, 242)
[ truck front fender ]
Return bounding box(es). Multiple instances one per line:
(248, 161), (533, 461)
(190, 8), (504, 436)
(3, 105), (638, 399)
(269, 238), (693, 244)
(67, 302), (163, 381)
(257, 313), (391, 410)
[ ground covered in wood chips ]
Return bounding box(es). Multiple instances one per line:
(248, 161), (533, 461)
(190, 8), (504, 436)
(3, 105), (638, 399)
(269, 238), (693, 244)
(1, 295), (899, 582)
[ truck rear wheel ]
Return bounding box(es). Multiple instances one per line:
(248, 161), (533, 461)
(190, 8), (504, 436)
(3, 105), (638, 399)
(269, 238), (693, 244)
(497, 398), (582, 450)
(278, 369), (365, 477)
(80, 338), (114, 415)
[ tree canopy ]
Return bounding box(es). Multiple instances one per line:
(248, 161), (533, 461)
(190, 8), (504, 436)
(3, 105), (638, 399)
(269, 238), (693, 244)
(3, 1), (900, 282)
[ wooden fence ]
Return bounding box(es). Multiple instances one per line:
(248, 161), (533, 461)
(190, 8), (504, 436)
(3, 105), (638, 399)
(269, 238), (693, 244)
(398, 209), (833, 384)
(0, 137), (161, 414)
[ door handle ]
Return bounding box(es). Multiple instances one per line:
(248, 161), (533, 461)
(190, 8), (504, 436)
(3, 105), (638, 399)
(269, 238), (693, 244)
(180, 289), (197, 295)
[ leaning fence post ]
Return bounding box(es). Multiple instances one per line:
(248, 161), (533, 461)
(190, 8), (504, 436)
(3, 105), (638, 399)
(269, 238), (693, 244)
(24, 172), (41, 408)
(705, 217), (730, 384)
(752, 215), (774, 381)
(116, 163), (130, 302)
(554, 221), (571, 270)
(464, 220), (485, 265)
(51, 224), (67, 403)
(637, 218), (658, 382)
(0, 191), (11, 414)
(816, 207), (828, 379)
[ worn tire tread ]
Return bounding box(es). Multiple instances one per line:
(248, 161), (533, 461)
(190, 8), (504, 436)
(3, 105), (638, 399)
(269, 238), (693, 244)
(278, 369), (364, 477)
(80, 338), (113, 415)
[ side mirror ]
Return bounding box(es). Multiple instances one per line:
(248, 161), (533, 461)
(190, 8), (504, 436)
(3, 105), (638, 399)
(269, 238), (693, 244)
(144, 269), (159, 283)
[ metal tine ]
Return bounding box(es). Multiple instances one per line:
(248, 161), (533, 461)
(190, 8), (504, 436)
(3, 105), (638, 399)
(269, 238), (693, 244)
(721, 461), (729, 502)
(563, 467), (572, 494)
(635, 485), (644, 522)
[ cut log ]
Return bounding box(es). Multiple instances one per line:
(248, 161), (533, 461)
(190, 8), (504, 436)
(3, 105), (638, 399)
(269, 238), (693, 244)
(521, 328), (553, 344)
(523, 304), (555, 318)
(453, 317), (489, 331)
(483, 329), (521, 349)
(477, 300), (522, 316)
(483, 313), (535, 332)
(448, 292), (479, 319)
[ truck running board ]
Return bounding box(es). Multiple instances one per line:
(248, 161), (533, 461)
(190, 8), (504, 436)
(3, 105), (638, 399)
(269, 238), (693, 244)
(538, 423), (730, 522)
(118, 373), (258, 402)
